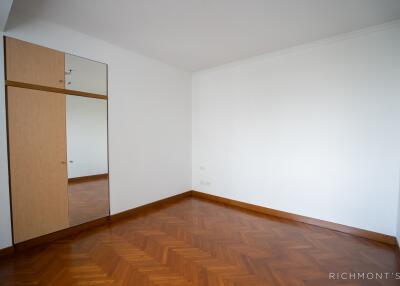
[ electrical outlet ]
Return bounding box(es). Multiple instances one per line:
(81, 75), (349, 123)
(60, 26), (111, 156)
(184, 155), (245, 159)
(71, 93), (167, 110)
(200, 180), (211, 187)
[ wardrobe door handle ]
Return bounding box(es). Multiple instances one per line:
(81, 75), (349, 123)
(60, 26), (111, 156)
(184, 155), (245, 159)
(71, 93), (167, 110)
(61, 161), (67, 164)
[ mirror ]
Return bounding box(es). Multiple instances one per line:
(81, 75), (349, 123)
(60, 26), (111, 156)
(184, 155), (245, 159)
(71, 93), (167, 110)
(65, 54), (107, 95)
(66, 95), (109, 226)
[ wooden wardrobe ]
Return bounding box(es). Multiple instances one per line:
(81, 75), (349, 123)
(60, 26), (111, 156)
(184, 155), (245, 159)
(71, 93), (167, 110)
(4, 37), (109, 244)
(7, 87), (69, 243)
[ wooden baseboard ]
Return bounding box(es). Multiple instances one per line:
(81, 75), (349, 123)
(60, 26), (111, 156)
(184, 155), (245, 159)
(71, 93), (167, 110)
(191, 190), (397, 246)
(68, 173), (108, 183)
(14, 216), (109, 252)
(110, 191), (192, 222)
(2, 189), (395, 256)
(0, 246), (14, 258)
(6, 191), (192, 254)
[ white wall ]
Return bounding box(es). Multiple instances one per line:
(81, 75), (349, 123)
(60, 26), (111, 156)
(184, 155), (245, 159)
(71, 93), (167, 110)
(66, 95), (108, 178)
(192, 22), (400, 236)
(0, 32), (13, 249)
(0, 16), (192, 248)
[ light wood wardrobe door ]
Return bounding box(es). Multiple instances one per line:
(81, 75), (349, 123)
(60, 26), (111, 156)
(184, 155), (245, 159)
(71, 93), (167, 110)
(5, 37), (65, 88)
(7, 87), (69, 243)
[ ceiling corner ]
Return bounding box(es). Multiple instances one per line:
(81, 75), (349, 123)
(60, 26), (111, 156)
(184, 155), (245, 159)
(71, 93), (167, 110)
(0, 0), (13, 31)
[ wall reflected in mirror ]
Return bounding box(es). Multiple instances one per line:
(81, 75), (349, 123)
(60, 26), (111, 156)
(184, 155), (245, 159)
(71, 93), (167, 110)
(66, 95), (109, 226)
(65, 53), (107, 95)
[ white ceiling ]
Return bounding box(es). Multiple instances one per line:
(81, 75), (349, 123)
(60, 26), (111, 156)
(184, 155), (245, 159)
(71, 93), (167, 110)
(8, 0), (400, 71)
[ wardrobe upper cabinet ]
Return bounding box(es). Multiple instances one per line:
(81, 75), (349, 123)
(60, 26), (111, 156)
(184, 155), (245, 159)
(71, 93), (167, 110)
(5, 37), (65, 88)
(65, 54), (107, 95)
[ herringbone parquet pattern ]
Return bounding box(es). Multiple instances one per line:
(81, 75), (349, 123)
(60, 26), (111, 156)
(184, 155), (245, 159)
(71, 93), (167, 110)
(0, 198), (398, 285)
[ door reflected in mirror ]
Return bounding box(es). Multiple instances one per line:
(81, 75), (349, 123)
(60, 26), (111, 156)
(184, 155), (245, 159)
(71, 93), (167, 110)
(66, 95), (109, 226)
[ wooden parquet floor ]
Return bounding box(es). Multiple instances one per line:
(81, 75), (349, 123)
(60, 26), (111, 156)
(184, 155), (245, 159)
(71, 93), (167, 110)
(0, 198), (398, 285)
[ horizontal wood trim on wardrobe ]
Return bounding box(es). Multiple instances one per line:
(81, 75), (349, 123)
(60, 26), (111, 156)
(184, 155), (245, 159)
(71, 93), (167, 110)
(6, 80), (108, 100)
(191, 190), (397, 246)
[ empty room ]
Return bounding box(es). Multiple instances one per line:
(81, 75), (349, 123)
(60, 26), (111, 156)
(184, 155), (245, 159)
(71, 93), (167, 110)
(0, 0), (400, 285)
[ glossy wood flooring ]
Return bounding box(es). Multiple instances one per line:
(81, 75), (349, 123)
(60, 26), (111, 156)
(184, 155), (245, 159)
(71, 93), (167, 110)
(68, 176), (110, 226)
(0, 198), (398, 285)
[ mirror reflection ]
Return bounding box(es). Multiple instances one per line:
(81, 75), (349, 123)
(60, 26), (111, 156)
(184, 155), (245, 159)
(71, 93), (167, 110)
(65, 53), (107, 95)
(66, 95), (109, 226)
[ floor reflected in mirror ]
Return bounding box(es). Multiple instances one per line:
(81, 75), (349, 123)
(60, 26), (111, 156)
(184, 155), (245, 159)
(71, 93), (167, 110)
(68, 175), (109, 226)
